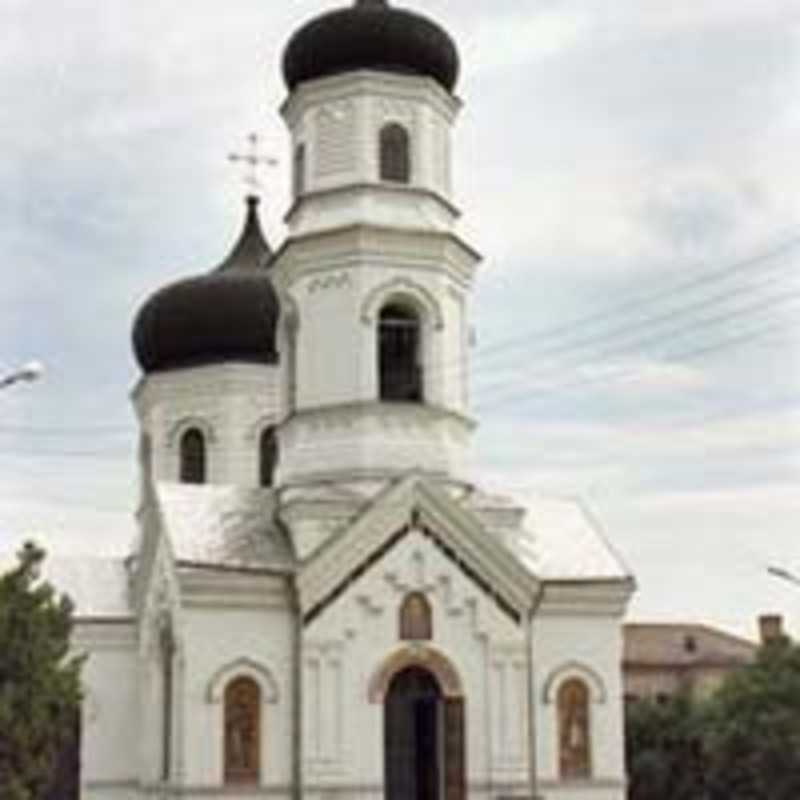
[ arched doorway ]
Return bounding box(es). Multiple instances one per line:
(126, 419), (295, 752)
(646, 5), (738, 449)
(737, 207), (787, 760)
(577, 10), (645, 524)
(384, 666), (466, 800)
(385, 667), (442, 800)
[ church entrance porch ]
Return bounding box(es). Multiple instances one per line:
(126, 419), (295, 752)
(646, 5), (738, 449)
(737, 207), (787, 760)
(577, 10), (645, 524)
(384, 666), (465, 800)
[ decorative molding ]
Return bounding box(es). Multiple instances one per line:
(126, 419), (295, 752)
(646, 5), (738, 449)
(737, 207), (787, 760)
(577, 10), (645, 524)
(244, 414), (279, 443)
(377, 98), (416, 126)
(367, 644), (463, 703)
(360, 276), (444, 330)
(307, 272), (352, 295)
(541, 660), (608, 705)
(206, 657), (280, 705)
(165, 415), (217, 449)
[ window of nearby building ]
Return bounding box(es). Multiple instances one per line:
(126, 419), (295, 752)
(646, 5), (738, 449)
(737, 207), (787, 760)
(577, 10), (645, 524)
(179, 428), (206, 484)
(558, 678), (591, 779)
(380, 123), (411, 184)
(684, 634), (698, 654)
(224, 677), (261, 785)
(293, 143), (306, 198)
(378, 303), (423, 403)
(399, 592), (432, 641)
(259, 427), (278, 488)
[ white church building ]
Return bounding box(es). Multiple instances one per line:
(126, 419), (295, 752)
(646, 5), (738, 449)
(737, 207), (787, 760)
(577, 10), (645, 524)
(49, 1), (636, 798)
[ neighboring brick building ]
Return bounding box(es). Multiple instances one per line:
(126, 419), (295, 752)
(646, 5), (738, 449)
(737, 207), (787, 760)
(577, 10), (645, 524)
(622, 619), (771, 703)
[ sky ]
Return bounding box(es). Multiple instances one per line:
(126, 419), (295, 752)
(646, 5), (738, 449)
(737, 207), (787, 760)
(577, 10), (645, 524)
(1, 0), (799, 639)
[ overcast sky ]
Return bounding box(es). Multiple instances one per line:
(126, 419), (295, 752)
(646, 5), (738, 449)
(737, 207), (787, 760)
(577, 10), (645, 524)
(1, 0), (798, 638)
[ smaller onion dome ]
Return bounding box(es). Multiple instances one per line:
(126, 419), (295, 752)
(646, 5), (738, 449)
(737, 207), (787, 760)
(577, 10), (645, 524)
(283, 0), (459, 94)
(132, 197), (281, 374)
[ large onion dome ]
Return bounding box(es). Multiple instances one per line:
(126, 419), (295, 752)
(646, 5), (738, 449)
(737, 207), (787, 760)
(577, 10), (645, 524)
(132, 197), (280, 374)
(283, 0), (459, 94)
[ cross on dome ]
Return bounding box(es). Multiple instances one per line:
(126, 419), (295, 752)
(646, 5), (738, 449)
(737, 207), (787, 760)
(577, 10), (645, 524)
(228, 132), (278, 197)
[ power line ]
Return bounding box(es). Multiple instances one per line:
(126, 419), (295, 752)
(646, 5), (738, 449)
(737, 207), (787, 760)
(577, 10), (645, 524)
(473, 287), (800, 400)
(478, 316), (797, 413)
(471, 230), (800, 363)
(1, 229), (797, 437)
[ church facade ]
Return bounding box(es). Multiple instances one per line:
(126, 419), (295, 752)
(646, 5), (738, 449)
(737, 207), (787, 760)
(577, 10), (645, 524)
(60, 2), (634, 798)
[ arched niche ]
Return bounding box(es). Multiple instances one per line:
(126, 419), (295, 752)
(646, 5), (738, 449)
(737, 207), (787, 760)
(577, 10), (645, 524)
(207, 658), (280, 706)
(541, 661), (607, 705)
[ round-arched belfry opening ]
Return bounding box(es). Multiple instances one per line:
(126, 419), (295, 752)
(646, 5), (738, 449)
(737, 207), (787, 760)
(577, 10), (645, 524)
(384, 665), (465, 800)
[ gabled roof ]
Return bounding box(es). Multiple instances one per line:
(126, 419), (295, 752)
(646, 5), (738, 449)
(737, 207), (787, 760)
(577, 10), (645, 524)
(298, 473), (540, 623)
(153, 483), (294, 572)
(513, 494), (632, 582)
(624, 623), (757, 668)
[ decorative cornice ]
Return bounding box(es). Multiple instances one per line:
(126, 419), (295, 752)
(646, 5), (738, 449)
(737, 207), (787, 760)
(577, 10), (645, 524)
(283, 400), (476, 434)
(538, 578), (636, 617)
(283, 181), (461, 225)
(271, 223), (481, 288)
(281, 69), (462, 127)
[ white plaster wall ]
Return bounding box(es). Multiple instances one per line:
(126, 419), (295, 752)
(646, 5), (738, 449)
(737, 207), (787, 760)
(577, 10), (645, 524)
(533, 612), (627, 798)
(77, 625), (140, 796)
(282, 71), (460, 239)
(289, 263), (470, 414)
(178, 600), (294, 790)
(275, 252), (475, 484)
(301, 529), (525, 799)
(133, 363), (284, 488)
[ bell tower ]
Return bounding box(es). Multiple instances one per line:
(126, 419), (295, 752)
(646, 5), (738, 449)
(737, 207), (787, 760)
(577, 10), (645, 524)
(274, 0), (480, 486)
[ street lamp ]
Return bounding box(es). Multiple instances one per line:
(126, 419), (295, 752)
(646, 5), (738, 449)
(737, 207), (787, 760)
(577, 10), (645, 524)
(0, 361), (44, 391)
(767, 566), (800, 588)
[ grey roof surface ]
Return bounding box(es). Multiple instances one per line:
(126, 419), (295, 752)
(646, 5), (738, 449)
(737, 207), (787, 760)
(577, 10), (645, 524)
(155, 483), (294, 571)
(512, 494), (632, 582)
(0, 554), (133, 619)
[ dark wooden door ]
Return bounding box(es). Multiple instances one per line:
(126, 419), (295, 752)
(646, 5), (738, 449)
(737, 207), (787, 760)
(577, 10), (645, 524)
(444, 698), (466, 800)
(385, 667), (445, 800)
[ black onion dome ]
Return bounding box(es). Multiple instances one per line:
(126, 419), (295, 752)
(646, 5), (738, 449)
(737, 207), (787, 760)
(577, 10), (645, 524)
(133, 197), (280, 374)
(283, 0), (459, 93)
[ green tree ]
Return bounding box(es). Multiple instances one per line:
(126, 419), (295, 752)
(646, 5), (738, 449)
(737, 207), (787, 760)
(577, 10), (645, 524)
(705, 638), (800, 800)
(0, 542), (83, 800)
(626, 692), (708, 800)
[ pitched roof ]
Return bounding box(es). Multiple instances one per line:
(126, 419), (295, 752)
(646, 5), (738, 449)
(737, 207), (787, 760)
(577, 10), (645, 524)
(511, 493), (631, 581)
(298, 474), (540, 621)
(624, 623), (757, 668)
(0, 554), (133, 620)
(155, 483), (294, 571)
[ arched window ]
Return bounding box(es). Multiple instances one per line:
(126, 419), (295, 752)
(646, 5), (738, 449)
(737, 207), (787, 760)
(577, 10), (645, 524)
(399, 592), (432, 641)
(557, 678), (591, 779)
(224, 677), (261, 785)
(259, 427), (278, 488)
(379, 303), (423, 403)
(180, 428), (206, 484)
(293, 143), (306, 198)
(380, 124), (411, 184)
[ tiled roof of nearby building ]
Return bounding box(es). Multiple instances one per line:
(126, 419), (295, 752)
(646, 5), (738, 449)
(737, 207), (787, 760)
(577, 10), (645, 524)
(624, 623), (757, 668)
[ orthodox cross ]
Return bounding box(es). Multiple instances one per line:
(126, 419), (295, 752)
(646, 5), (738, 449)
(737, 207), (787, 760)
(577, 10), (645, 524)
(228, 132), (278, 195)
